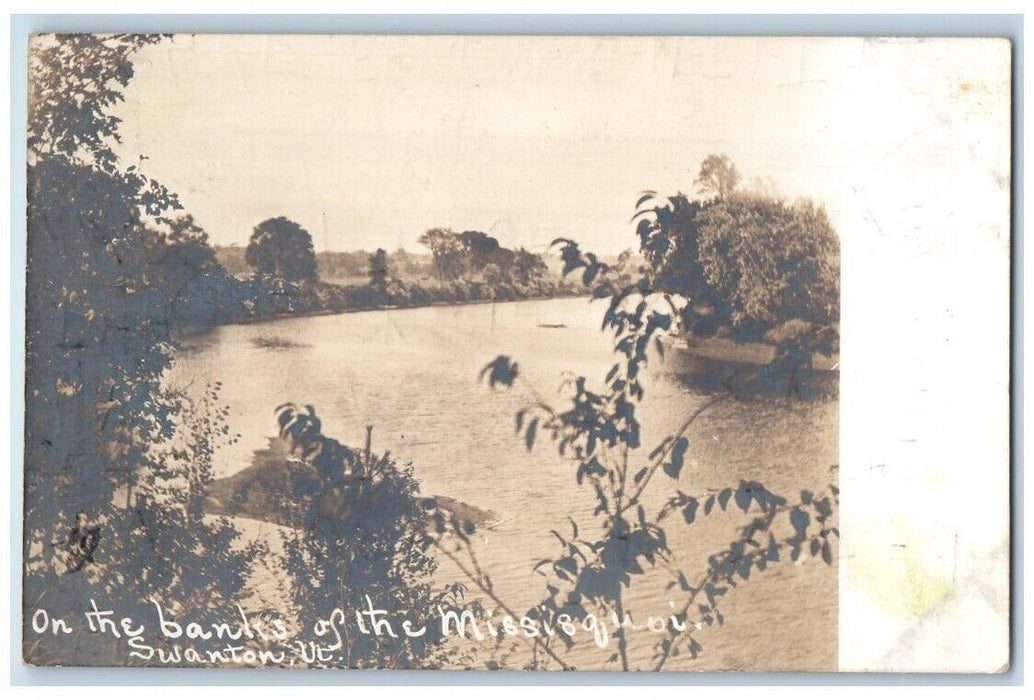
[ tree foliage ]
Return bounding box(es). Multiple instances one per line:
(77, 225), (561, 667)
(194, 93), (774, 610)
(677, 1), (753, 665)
(270, 405), (474, 668)
(419, 228), (469, 281)
(694, 195), (840, 330)
(418, 228), (548, 287)
(24, 34), (254, 664)
(634, 156), (840, 337)
(245, 216), (318, 284)
(368, 247), (390, 293)
(512, 247), (550, 286)
(694, 153), (740, 200)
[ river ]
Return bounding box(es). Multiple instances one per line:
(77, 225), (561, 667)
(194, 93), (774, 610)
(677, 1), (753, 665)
(167, 296), (838, 670)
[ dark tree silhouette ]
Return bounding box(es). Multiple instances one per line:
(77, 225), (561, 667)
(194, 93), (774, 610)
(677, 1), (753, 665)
(458, 230), (501, 267)
(245, 216), (318, 283)
(270, 405), (475, 668)
(368, 247), (390, 292)
(25, 34), (254, 666)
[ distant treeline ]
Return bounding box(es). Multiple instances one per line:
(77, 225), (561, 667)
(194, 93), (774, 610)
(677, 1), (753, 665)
(162, 218), (593, 328)
(214, 246), (436, 285)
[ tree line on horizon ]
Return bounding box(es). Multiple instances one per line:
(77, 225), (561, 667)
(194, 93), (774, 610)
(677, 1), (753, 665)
(211, 222), (567, 290)
(68, 206), (586, 329)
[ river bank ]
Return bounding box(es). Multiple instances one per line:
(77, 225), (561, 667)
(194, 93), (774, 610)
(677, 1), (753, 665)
(178, 289), (593, 335)
(173, 270), (591, 336)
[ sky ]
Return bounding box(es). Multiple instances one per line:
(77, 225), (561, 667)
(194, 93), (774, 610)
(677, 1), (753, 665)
(111, 35), (1009, 255)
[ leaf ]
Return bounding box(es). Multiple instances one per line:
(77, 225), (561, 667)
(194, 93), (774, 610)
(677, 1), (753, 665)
(718, 488), (732, 510)
(554, 557), (578, 577)
(790, 508), (810, 536)
(635, 191), (657, 208)
(633, 467), (649, 484)
(671, 436), (689, 464)
(682, 497), (699, 524)
(479, 355), (519, 388)
(704, 495), (715, 515)
(734, 484), (752, 512)
(663, 436), (689, 479)
(525, 417), (539, 451)
(821, 540), (833, 565)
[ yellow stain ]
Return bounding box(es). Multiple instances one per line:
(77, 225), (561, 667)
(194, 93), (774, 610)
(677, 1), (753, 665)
(852, 526), (954, 617)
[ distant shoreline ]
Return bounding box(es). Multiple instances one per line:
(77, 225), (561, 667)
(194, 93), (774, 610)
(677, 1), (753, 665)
(177, 290), (594, 336)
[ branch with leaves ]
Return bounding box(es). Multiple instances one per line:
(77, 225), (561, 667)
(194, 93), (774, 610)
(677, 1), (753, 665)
(461, 229), (839, 670)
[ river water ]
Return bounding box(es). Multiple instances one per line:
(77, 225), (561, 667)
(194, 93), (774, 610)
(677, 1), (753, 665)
(168, 297), (838, 670)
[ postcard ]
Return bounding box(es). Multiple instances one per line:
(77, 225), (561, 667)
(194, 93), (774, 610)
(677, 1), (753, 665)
(22, 34), (1011, 671)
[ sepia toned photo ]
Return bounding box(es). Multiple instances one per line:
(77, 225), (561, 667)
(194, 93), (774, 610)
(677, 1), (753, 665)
(21, 33), (1009, 672)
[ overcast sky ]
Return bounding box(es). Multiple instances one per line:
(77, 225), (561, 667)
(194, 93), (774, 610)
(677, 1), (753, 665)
(112, 35), (1009, 255)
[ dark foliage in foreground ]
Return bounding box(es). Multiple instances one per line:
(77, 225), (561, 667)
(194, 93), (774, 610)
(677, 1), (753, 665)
(25, 34), (257, 665)
(270, 405), (476, 668)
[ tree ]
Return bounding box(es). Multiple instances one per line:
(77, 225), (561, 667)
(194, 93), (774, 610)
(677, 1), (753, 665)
(419, 228), (468, 281)
(25, 34), (254, 664)
(694, 153), (740, 199)
(634, 157), (840, 337)
(271, 405), (474, 668)
(694, 196), (840, 330)
(481, 262), (504, 287)
(142, 214), (217, 287)
(245, 216), (318, 283)
(458, 230), (501, 268)
(369, 247), (390, 293)
(511, 248), (549, 286)
(139, 214), (233, 326)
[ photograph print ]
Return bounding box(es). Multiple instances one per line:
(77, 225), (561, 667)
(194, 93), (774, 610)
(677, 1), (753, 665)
(22, 34), (1010, 671)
